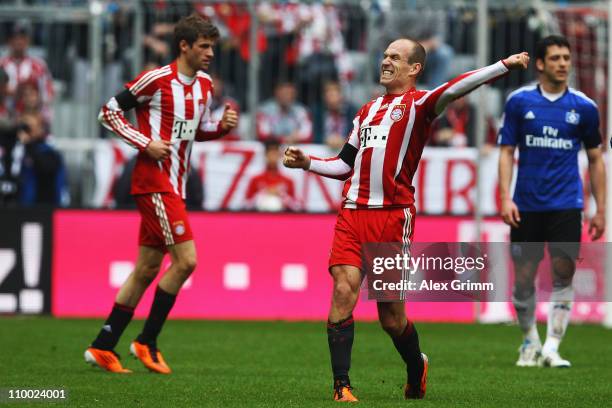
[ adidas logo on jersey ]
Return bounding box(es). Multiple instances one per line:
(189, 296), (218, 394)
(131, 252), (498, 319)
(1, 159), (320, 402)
(524, 111), (535, 120)
(185, 92), (193, 100)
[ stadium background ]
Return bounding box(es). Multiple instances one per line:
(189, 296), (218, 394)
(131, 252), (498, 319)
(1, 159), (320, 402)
(1, 1), (612, 406)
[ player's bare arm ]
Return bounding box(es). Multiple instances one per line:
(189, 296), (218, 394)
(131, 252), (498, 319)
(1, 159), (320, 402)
(586, 146), (606, 240)
(498, 145), (520, 228)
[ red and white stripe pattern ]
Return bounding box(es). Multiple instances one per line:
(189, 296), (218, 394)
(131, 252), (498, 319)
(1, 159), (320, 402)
(196, 74), (219, 140)
(99, 65), (172, 150)
(151, 193), (174, 246)
(0, 55), (54, 106)
(100, 97), (151, 150)
(399, 207), (413, 301)
(310, 60), (509, 209)
(128, 65), (172, 97)
(99, 62), (221, 198)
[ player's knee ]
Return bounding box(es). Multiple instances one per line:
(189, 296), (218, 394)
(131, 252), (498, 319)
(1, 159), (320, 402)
(379, 316), (404, 337)
(333, 280), (357, 303)
(552, 256), (575, 285)
(513, 284), (535, 301)
(134, 264), (160, 285)
(176, 255), (197, 276)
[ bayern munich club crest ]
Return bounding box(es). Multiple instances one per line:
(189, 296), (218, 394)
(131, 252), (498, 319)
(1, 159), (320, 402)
(173, 221), (185, 236)
(390, 104), (406, 122)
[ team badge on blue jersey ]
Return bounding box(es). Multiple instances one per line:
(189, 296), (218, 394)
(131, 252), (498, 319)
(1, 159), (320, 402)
(565, 110), (580, 125)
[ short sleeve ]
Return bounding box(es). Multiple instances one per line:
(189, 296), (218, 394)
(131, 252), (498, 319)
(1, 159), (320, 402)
(580, 102), (601, 149)
(497, 94), (521, 146)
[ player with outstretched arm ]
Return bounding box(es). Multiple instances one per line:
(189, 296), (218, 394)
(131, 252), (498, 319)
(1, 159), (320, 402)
(284, 37), (529, 401)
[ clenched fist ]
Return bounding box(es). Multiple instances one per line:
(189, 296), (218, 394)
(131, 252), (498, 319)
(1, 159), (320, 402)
(503, 52), (530, 70)
(283, 146), (310, 170)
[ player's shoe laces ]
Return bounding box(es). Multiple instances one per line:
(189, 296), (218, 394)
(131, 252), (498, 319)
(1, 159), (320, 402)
(84, 347), (132, 373)
(516, 340), (541, 367)
(404, 353), (428, 399)
(130, 341), (172, 374)
(333, 379), (358, 402)
(539, 349), (571, 368)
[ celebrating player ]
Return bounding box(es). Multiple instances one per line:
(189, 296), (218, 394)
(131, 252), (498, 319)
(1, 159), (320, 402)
(498, 35), (606, 368)
(84, 14), (238, 374)
(284, 38), (529, 401)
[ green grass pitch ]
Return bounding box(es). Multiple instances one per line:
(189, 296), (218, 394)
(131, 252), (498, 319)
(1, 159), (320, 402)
(1, 317), (611, 407)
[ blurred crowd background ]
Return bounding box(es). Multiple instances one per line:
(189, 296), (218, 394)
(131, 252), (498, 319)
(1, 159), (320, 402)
(0, 0), (609, 211)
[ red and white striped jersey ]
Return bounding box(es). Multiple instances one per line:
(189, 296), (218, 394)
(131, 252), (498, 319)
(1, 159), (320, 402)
(309, 60), (509, 209)
(0, 54), (54, 107)
(99, 61), (222, 198)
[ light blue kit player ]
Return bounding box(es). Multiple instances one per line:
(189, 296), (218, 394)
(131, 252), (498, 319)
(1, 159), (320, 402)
(498, 35), (606, 368)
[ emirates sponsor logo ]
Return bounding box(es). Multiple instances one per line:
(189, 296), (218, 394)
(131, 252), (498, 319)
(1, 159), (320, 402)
(525, 135), (573, 150)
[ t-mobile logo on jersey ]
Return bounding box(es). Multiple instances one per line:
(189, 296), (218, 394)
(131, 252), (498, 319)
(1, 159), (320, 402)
(359, 125), (390, 149)
(172, 119), (198, 141)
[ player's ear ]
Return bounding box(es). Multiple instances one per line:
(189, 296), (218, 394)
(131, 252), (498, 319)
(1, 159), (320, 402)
(179, 39), (190, 53)
(535, 58), (544, 72)
(410, 63), (423, 77)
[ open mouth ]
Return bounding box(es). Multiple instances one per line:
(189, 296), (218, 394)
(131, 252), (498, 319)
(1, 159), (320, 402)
(381, 69), (394, 78)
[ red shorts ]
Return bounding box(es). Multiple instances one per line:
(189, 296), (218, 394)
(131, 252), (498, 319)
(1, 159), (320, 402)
(134, 192), (193, 250)
(329, 206), (416, 270)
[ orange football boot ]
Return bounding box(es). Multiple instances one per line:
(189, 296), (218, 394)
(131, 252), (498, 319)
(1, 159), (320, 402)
(333, 379), (358, 402)
(129, 341), (172, 374)
(404, 353), (428, 399)
(84, 348), (132, 373)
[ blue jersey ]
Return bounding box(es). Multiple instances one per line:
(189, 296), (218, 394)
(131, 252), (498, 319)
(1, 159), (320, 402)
(498, 85), (601, 211)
